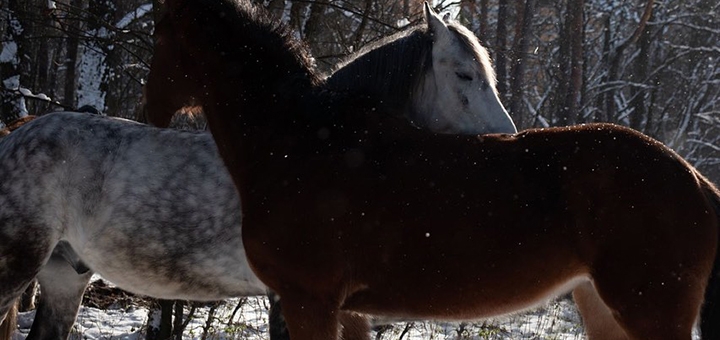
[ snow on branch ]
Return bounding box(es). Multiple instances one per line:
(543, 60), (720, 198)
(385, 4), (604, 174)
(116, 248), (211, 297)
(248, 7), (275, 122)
(663, 43), (720, 55)
(2, 87), (75, 111)
(116, 4), (153, 30)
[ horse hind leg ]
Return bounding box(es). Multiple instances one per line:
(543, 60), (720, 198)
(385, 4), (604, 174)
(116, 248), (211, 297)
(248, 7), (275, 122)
(583, 269), (702, 340)
(0, 280), (39, 340)
(278, 291), (343, 340)
(0, 271), (42, 340)
(0, 279), (40, 339)
(0, 232), (56, 339)
(26, 248), (92, 340)
(267, 291), (370, 340)
(573, 281), (629, 340)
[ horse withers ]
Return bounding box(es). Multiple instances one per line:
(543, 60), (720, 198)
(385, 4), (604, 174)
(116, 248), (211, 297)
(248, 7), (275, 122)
(149, 0), (720, 339)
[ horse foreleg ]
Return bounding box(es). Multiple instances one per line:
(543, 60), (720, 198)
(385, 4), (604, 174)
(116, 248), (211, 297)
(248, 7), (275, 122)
(26, 250), (92, 340)
(279, 293), (341, 340)
(339, 312), (369, 340)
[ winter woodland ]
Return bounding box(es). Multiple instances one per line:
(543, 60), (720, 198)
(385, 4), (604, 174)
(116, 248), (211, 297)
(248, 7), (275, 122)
(1, 0), (719, 339)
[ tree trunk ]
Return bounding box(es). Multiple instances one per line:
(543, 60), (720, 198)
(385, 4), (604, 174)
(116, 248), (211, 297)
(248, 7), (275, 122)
(266, 0), (285, 20)
(560, 0), (584, 124)
(508, 0), (536, 127)
(173, 301), (185, 340)
(18, 0), (57, 116)
(289, 1), (308, 38)
(145, 299), (173, 340)
(303, 2), (326, 50)
(594, 14), (611, 123)
(459, 0), (476, 31)
(479, 0), (488, 43)
(62, 0), (85, 108)
(1, 0), (25, 122)
(551, 2), (572, 125)
(629, 14), (652, 130)
(605, 0), (655, 122)
(495, 0), (509, 101)
(352, 0), (373, 49)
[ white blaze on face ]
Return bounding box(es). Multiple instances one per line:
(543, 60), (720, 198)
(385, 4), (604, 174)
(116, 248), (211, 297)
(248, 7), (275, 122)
(415, 4), (517, 135)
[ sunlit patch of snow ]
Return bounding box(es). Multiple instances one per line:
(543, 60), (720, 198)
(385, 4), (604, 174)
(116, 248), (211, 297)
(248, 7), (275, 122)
(17, 87), (50, 102)
(0, 41), (18, 63)
(2, 76), (28, 116)
(77, 45), (107, 111)
(116, 4), (153, 30)
(396, 18), (410, 28)
(14, 292), (706, 340)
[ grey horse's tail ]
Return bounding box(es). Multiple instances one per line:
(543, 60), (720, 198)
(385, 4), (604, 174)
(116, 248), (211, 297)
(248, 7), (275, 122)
(0, 299), (18, 340)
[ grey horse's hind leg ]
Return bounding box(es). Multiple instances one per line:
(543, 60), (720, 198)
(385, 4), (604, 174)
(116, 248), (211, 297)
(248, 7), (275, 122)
(0, 231), (54, 336)
(26, 247), (92, 340)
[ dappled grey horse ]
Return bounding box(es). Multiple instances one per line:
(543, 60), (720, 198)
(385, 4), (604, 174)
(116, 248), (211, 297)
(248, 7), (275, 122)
(0, 112), (262, 339)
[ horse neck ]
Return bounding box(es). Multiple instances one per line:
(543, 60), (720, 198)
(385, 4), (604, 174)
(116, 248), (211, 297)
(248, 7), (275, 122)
(210, 49), (317, 125)
(325, 29), (430, 117)
(170, 0), (319, 121)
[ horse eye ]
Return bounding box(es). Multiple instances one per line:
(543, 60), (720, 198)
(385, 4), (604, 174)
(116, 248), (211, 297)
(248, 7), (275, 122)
(455, 72), (473, 82)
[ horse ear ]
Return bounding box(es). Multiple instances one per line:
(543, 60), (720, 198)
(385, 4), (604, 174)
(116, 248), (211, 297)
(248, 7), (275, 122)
(424, 2), (450, 41)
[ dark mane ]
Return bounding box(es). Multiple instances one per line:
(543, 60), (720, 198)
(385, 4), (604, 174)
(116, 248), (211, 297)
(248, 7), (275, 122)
(325, 27), (432, 116)
(166, 0), (321, 97)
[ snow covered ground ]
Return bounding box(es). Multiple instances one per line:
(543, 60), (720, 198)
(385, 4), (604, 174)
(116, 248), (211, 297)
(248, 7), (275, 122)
(12, 277), (704, 340)
(13, 278), (588, 340)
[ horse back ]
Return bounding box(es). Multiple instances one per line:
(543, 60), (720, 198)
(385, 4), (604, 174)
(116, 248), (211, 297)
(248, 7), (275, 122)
(239, 120), (718, 319)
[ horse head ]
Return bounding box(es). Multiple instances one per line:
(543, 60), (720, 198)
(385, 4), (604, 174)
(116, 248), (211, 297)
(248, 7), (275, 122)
(414, 3), (516, 134)
(325, 3), (516, 135)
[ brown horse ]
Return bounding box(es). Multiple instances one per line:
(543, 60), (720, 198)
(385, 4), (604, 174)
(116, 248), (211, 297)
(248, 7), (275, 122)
(146, 0), (720, 339)
(0, 115), (36, 137)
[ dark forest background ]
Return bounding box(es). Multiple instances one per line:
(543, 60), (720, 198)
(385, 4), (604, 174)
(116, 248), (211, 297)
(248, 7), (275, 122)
(1, 0), (718, 174)
(1, 0), (719, 337)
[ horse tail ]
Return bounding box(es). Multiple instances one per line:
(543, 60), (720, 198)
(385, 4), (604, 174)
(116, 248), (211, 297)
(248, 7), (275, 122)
(699, 171), (720, 339)
(0, 299), (18, 340)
